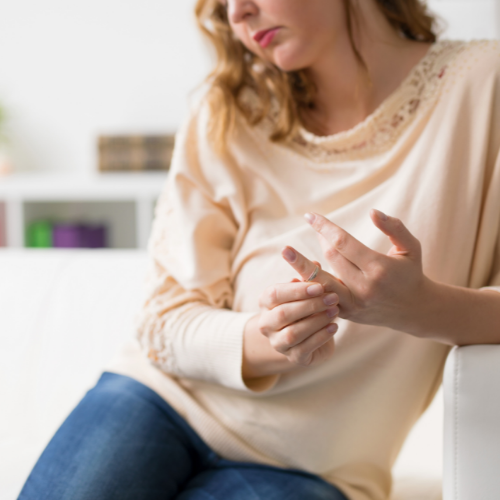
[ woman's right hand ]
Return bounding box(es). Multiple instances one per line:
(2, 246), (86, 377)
(256, 275), (340, 367)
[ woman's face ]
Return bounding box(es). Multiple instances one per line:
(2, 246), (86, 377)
(223, 0), (349, 71)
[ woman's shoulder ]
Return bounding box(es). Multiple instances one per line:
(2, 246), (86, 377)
(168, 86), (254, 195)
(442, 39), (500, 91)
(178, 84), (258, 147)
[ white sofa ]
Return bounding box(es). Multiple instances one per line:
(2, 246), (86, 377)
(1, 249), (498, 500)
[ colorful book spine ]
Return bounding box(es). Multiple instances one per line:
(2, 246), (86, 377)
(26, 221), (108, 249)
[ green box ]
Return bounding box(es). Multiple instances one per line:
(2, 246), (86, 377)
(26, 220), (53, 248)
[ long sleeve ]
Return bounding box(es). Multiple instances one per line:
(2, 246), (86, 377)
(480, 224), (500, 293)
(476, 123), (500, 295)
(136, 103), (274, 392)
(481, 209), (500, 293)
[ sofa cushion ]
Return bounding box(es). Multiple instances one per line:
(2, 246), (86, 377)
(0, 249), (443, 500)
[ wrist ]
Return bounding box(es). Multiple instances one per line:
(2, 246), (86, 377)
(242, 314), (296, 381)
(396, 276), (445, 339)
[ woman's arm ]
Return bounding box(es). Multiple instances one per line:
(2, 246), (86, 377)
(402, 281), (500, 346)
(139, 104), (339, 391)
(281, 211), (500, 346)
(137, 104), (261, 391)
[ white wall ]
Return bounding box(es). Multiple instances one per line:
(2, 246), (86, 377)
(428, 0), (500, 39)
(0, 0), (498, 174)
(0, 0), (209, 174)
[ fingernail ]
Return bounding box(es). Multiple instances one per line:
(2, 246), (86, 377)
(282, 247), (297, 263)
(326, 323), (338, 334)
(304, 213), (316, 224)
(373, 209), (388, 221)
(326, 306), (339, 318)
(307, 284), (323, 296)
(323, 293), (338, 306)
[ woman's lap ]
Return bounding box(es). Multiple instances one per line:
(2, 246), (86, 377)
(18, 372), (347, 500)
(178, 464), (347, 500)
(18, 372), (205, 500)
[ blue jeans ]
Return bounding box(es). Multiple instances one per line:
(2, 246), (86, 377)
(18, 372), (348, 500)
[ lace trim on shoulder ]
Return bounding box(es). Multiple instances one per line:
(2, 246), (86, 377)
(286, 40), (468, 163)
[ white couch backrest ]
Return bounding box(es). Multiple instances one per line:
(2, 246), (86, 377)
(0, 249), (444, 500)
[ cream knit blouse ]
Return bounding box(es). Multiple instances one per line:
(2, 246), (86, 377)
(108, 40), (500, 500)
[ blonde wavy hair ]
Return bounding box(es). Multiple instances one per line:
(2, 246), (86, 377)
(195, 0), (439, 153)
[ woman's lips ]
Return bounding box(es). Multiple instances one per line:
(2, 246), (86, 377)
(253, 27), (281, 48)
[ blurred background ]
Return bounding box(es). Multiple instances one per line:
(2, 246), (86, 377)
(0, 0), (498, 251)
(0, 3), (499, 499)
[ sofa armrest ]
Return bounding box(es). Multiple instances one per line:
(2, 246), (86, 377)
(443, 345), (500, 500)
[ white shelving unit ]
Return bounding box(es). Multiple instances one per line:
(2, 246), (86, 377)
(0, 172), (168, 249)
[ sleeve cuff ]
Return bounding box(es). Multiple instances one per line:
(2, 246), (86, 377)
(168, 304), (279, 392)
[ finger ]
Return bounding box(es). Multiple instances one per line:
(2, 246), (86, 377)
(370, 209), (421, 259)
(286, 323), (338, 366)
(259, 280), (327, 310)
(282, 246), (346, 296)
(304, 212), (380, 271)
(282, 246), (323, 282)
(307, 337), (336, 366)
(316, 232), (363, 286)
(282, 245), (350, 300)
(273, 308), (339, 353)
(263, 295), (339, 333)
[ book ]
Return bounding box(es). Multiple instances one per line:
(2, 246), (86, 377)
(98, 135), (175, 172)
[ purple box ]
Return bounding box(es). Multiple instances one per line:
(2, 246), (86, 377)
(80, 224), (107, 248)
(52, 223), (108, 249)
(53, 224), (81, 248)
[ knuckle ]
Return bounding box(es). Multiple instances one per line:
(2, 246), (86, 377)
(275, 307), (288, 325)
(324, 247), (338, 261)
(267, 287), (279, 308)
(370, 261), (388, 281)
(315, 218), (325, 231)
(281, 326), (296, 348)
(257, 316), (270, 336)
(269, 335), (284, 352)
(289, 349), (311, 366)
(332, 232), (347, 250)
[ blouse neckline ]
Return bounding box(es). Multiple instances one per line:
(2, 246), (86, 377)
(291, 40), (466, 163)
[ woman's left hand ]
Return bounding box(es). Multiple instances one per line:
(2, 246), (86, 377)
(283, 209), (432, 332)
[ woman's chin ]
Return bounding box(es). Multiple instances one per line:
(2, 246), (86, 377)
(270, 47), (311, 73)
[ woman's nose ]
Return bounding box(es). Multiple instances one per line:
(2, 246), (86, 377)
(226, 0), (258, 24)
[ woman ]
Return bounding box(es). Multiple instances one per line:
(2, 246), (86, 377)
(19, 1), (500, 499)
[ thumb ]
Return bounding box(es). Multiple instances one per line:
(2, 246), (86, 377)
(370, 209), (421, 259)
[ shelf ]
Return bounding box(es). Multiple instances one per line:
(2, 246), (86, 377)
(0, 172), (168, 200)
(0, 172), (168, 249)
